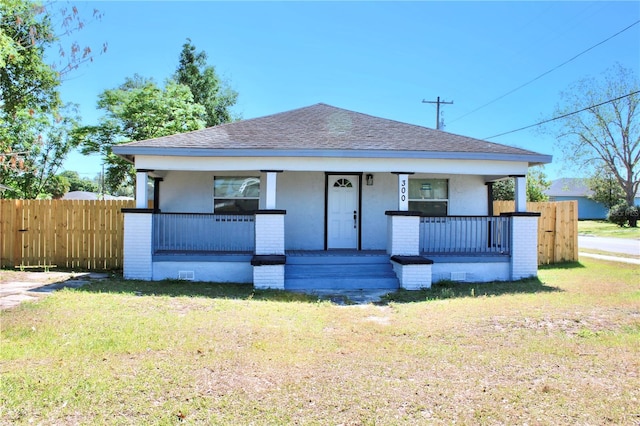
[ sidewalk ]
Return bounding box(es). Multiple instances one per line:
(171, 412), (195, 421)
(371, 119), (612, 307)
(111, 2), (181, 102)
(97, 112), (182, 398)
(0, 272), (109, 310)
(579, 252), (640, 265)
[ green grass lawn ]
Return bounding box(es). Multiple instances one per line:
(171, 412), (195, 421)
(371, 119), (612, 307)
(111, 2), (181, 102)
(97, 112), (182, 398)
(578, 219), (640, 239)
(1, 259), (639, 425)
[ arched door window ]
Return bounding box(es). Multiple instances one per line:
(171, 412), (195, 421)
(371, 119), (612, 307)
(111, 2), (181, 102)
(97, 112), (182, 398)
(333, 178), (353, 188)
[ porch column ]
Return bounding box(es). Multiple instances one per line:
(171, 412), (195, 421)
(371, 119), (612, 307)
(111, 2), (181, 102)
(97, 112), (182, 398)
(385, 211), (421, 256)
(135, 170), (151, 209)
(503, 212), (540, 280)
(253, 209), (286, 290)
(122, 208), (154, 280)
(261, 170), (282, 210)
(393, 172), (413, 211)
(486, 182), (494, 216)
(386, 211), (432, 290)
(513, 175), (527, 212)
(153, 177), (162, 212)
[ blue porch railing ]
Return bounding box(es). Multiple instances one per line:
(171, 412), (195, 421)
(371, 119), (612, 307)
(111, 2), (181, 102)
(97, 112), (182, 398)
(153, 213), (255, 253)
(420, 216), (511, 255)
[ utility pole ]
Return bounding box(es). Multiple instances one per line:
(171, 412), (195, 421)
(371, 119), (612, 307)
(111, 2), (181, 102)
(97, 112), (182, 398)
(422, 96), (453, 130)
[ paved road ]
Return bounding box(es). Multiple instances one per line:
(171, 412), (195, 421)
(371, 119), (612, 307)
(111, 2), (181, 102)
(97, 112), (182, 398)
(578, 235), (640, 256)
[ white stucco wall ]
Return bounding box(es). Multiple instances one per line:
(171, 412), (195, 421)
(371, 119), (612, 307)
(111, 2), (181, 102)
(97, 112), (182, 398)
(153, 261), (252, 283)
(444, 174), (489, 216)
(362, 173), (396, 249)
(160, 171), (214, 213)
(431, 260), (510, 283)
(277, 172), (326, 250)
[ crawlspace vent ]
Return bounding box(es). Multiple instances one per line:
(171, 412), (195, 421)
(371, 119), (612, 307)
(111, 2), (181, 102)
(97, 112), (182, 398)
(178, 270), (195, 281)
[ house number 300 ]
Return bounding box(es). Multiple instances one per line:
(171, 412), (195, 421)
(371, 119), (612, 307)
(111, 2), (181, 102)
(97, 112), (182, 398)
(400, 179), (406, 202)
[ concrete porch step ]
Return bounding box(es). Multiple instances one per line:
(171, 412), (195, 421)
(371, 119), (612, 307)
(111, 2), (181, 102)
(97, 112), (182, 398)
(285, 277), (399, 291)
(285, 264), (397, 278)
(284, 253), (399, 291)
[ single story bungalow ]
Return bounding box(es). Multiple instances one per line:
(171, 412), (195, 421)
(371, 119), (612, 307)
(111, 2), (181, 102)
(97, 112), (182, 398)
(113, 103), (551, 291)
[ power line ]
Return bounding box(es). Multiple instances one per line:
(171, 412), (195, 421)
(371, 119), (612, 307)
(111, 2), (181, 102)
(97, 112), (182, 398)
(485, 90), (640, 139)
(450, 19), (640, 124)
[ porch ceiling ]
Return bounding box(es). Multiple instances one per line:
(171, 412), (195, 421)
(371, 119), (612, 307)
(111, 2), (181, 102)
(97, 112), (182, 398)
(132, 155), (534, 177)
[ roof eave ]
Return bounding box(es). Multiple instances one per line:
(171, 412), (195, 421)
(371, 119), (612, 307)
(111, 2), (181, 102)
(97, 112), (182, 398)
(112, 146), (552, 165)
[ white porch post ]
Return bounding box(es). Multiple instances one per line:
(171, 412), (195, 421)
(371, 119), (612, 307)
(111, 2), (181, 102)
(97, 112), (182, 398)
(505, 212), (540, 280)
(135, 170), (150, 209)
(386, 212), (420, 256)
(262, 170), (280, 210)
(253, 209), (286, 290)
(122, 210), (153, 280)
(387, 172), (432, 290)
(396, 173), (410, 211)
(385, 210), (432, 290)
(514, 175), (527, 213)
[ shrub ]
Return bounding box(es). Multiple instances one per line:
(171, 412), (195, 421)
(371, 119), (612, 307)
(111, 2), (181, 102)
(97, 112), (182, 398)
(607, 203), (639, 227)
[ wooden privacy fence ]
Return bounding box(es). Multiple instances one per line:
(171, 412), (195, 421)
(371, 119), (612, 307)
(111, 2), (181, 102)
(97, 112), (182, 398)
(493, 200), (578, 265)
(1, 199), (135, 270)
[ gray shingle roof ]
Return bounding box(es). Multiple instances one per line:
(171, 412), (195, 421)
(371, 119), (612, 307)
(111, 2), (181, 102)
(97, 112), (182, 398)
(545, 178), (640, 198)
(545, 178), (592, 197)
(114, 103), (549, 160)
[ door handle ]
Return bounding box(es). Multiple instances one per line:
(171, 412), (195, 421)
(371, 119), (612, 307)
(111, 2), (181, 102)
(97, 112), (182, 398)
(353, 210), (357, 229)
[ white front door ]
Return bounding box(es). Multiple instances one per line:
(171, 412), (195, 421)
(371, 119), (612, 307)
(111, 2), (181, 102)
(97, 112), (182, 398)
(327, 175), (359, 249)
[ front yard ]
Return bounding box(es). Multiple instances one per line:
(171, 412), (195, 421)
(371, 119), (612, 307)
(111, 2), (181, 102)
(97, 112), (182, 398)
(578, 219), (640, 239)
(1, 258), (639, 425)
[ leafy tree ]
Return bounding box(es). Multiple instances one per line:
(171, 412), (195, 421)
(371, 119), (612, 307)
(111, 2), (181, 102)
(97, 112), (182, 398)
(0, 105), (80, 198)
(0, 0), (104, 197)
(59, 170), (99, 192)
(550, 64), (639, 217)
(608, 203), (639, 228)
(0, 0), (60, 117)
(175, 39), (238, 127)
(76, 75), (206, 193)
(492, 166), (550, 202)
(44, 173), (70, 199)
(588, 165), (626, 210)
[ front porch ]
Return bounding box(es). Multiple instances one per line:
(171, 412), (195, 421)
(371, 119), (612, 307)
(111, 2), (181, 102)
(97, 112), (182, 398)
(123, 210), (535, 290)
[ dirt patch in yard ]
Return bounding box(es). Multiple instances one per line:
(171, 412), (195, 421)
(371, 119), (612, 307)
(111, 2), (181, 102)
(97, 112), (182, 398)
(0, 270), (80, 285)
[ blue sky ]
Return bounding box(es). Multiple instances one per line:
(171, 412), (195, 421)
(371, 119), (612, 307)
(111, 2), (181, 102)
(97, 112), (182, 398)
(56, 1), (640, 181)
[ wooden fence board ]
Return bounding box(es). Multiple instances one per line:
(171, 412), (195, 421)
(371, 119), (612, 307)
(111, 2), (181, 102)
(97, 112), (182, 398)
(0, 199), (134, 270)
(493, 200), (578, 265)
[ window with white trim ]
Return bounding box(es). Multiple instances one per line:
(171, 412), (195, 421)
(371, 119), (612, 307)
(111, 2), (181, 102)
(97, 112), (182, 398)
(214, 176), (260, 213)
(408, 178), (448, 216)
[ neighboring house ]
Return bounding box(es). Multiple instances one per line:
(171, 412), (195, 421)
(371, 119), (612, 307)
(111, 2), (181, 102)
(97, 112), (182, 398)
(113, 103), (552, 291)
(545, 178), (640, 220)
(545, 178), (606, 220)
